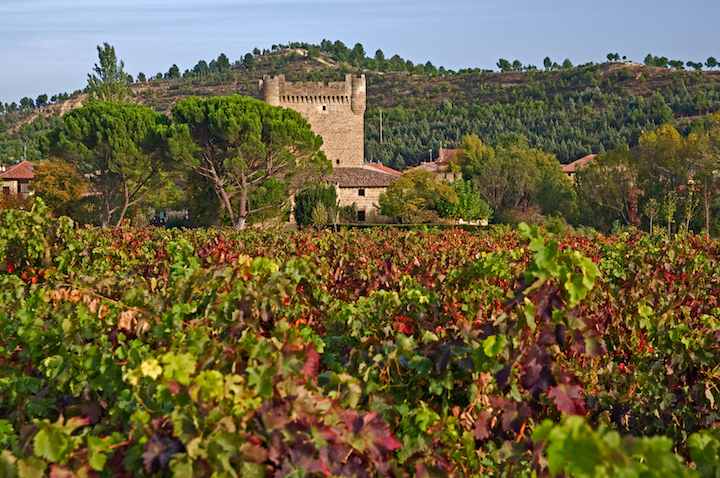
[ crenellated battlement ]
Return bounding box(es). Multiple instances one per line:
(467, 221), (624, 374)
(260, 74), (366, 168)
(279, 95), (350, 104)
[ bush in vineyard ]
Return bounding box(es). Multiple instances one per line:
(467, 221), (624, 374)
(1, 198), (720, 476)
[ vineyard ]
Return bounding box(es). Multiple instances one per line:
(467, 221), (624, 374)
(2, 199), (720, 477)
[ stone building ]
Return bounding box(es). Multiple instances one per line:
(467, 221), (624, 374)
(260, 74), (399, 222)
(562, 154), (596, 179)
(1, 161), (35, 198)
(331, 167), (399, 223)
(260, 74), (366, 168)
(416, 147), (462, 182)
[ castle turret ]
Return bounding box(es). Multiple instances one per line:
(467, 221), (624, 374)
(260, 74), (283, 107)
(259, 73), (365, 168)
(350, 74), (366, 116)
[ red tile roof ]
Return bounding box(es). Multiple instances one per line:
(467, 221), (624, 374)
(562, 154), (596, 174)
(363, 163), (402, 175)
(0, 161), (35, 180)
(329, 168), (400, 188)
(437, 148), (460, 165)
(416, 162), (438, 172)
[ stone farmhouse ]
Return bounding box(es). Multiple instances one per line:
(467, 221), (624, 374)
(415, 147), (463, 183)
(562, 154), (597, 179)
(1, 161), (35, 199)
(259, 74), (400, 222)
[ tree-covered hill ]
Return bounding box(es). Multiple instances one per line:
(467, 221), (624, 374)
(2, 41), (719, 167)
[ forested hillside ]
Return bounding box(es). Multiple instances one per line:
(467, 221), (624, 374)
(2, 40), (719, 167)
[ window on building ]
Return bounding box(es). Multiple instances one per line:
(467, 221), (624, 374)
(357, 210), (366, 222)
(336, 159), (340, 165)
(322, 105), (327, 111)
(358, 188), (365, 196)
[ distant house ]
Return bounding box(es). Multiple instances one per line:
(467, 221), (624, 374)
(563, 154), (597, 179)
(417, 147), (462, 182)
(436, 148), (459, 171)
(1, 161), (35, 198)
(362, 162), (402, 176)
(328, 166), (400, 223)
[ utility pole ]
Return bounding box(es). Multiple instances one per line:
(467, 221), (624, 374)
(429, 149), (432, 162)
(379, 108), (383, 145)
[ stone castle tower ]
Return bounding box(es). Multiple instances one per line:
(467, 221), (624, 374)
(259, 74), (366, 168)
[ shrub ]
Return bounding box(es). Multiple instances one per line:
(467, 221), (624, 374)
(294, 183), (337, 227)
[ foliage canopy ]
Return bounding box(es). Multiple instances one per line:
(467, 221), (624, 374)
(171, 95), (331, 230)
(86, 43), (131, 102)
(41, 101), (174, 227)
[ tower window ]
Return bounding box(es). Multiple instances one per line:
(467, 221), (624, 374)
(358, 189), (365, 196)
(336, 159), (340, 165)
(322, 105), (327, 111)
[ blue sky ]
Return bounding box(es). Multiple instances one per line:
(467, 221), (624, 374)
(1, 0), (719, 105)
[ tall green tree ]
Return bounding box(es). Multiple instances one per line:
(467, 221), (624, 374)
(30, 159), (88, 219)
(497, 59), (512, 72)
(19, 97), (34, 111)
(379, 168), (457, 223)
(167, 64), (181, 79)
(694, 90), (709, 114)
(457, 134), (494, 182)
(351, 43), (366, 62)
(242, 53), (255, 69)
(186, 170), (224, 227)
(86, 43), (131, 102)
(472, 154), (507, 213)
(435, 178), (492, 222)
(41, 101), (173, 227)
(193, 60), (210, 76)
(575, 146), (642, 226)
(471, 135), (572, 223)
(210, 53), (230, 72)
(635, 124), (704, 233)
(694, 113), (720, 232)
(294, 183), (338, 227)
(639, 124), (697, 193)
(170, 95), (330, 230)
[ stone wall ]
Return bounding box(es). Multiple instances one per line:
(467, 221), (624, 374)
(260, 74), (366, 168)
(336, 185), (393, 223)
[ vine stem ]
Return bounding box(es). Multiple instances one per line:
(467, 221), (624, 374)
(516, 420), (527, 443)
(84, 289), (159, 321)
(108, 439), (134, 450)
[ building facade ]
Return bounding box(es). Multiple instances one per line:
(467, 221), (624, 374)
(1, 161), (34, 198)
(260, 74), (366, 168)
(260, 73), (400, 223)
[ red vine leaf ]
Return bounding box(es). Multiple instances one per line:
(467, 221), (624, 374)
(166, 380), (181, 395)
(548, 384), (586, 416)
(521, 346), (555, 398)
(494, 364), (512, 392)
(301, 345), (320, 378)
(474, 410), (492, 441)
